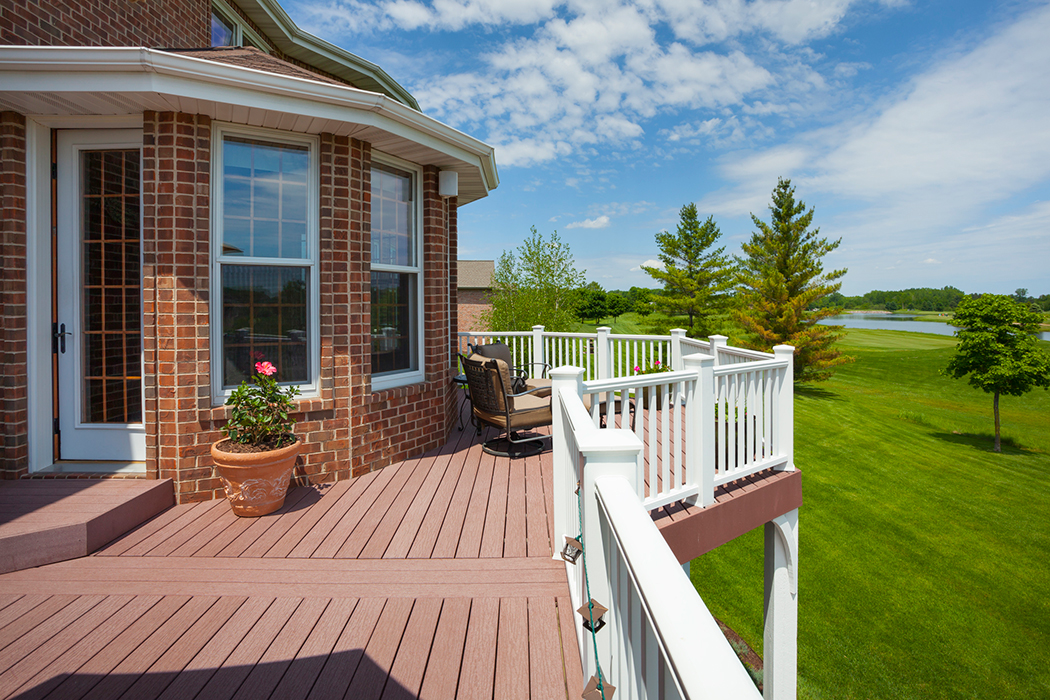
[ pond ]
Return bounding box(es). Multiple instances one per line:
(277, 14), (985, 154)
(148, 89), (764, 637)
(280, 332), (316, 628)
(817, 314), (1050, 341)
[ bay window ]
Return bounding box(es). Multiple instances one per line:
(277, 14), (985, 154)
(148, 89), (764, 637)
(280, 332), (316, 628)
(370, 157), (423, 389)
(211, 125), (318, 401)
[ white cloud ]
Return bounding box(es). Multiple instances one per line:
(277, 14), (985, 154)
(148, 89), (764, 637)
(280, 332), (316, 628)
(631, 258), (664, 271)
(566, 215), (611, 229)
(922, 258), (941, 265)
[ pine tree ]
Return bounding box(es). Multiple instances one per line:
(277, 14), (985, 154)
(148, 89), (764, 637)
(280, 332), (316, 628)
(641, 204), (733, 337)
(735, 178), (852, 382)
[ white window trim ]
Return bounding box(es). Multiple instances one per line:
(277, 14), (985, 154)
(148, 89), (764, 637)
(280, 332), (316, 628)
(370, 151), (425, 392)
(209, 122), (320, 405)
(212, 0), (270, 52)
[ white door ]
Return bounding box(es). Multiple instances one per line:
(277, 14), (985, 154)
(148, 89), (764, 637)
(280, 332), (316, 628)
(56, 130), (146, 462)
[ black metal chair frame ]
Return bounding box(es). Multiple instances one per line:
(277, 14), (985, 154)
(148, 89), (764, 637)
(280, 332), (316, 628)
(460, 353), (552, 458)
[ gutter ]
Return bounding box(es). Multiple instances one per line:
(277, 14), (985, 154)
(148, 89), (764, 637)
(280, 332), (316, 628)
(0, 46), (498, 193)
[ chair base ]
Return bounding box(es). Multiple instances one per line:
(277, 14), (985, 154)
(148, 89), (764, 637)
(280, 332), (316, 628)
(481, 434), (547, 458)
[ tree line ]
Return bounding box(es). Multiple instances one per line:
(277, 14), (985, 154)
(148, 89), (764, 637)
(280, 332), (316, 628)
(488, 178), (851, 382)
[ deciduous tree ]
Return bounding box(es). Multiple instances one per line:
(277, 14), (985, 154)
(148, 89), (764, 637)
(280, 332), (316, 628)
(486, 228), (585, 332)
(641, 204), (733, 337)
(735, 177), (852, 381)
(944, 294), (1050, 452)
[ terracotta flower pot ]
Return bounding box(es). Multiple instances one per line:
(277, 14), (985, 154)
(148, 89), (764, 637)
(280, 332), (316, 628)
(211, 439), (301, 517)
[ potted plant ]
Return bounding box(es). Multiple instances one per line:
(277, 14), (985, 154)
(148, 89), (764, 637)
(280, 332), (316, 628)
(635, 359), (672, 410)
(211, 361), (302, 516)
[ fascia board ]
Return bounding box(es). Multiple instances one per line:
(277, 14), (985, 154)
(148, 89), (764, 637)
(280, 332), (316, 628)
(0, 47), (498, 193)
(237, 0), (420, 111)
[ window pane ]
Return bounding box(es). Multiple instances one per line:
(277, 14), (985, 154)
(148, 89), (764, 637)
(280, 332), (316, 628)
(370, 271), (416, 375)
(211, 11), (235, 47)
(222, 136), (310, 261)
(222, 265), (309, 387)
(370, 164), (413, 267)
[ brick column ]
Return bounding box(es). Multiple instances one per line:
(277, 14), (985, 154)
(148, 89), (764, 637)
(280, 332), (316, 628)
(0, 112), (27, 478)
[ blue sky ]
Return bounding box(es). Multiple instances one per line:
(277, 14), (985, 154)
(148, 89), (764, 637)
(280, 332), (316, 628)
(286, 0), (1050, 295)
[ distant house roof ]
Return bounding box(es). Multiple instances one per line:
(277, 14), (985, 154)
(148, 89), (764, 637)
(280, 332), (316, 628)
(160, 46), (345, 86)
(458, 260), (494, 289)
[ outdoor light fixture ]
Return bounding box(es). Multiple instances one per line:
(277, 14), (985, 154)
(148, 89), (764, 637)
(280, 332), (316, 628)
(438, 170), (458, 198)
(578, 598), (608, 633)
(561, 535), (583, 564)
(582, 675), (615, 700)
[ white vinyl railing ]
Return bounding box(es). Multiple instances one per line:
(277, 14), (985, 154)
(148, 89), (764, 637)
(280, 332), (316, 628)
(461, 326), (794, 511)
(551, 377), (763, 700)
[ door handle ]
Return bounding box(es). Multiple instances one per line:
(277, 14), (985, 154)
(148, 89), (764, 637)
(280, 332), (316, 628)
(53, 322), (72, 354)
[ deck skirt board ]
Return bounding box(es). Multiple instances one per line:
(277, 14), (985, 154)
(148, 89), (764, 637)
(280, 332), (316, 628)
(0, 398), (797, 699)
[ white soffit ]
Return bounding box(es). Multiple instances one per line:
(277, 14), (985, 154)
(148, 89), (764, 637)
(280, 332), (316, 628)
(0, 47), (497, 204)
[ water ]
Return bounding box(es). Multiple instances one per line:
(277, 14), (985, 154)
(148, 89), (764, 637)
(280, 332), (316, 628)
(817, 314), (1050, 341)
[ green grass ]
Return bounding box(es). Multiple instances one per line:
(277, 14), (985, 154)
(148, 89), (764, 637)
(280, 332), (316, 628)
(690, 328), (1050, 699)
(574, 312), (652, 335)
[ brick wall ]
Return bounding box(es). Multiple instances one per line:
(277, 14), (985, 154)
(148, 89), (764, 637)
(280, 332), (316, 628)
(0, 113), (28, 479)
(458, 288), (490, 333)
(0, 0), (210, 48)
(347, 167), (458, 478)
(139, 112), (457, 502)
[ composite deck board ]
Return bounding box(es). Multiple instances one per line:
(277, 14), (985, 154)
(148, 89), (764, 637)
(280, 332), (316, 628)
(0, 396), (795, 700)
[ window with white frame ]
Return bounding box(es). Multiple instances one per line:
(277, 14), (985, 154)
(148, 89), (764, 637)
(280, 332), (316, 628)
(370, 157), (422, 387)
(211, 0), (269, 50)
(211, 125), (319, 401)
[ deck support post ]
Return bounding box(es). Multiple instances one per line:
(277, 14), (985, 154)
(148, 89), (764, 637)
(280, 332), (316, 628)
(773, 345), (795, 471)
(764, 508), (799, 700)
(532, 325), (546, 378)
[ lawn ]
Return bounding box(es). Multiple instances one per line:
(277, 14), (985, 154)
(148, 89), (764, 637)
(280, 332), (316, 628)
(690, 328), (1050, 699)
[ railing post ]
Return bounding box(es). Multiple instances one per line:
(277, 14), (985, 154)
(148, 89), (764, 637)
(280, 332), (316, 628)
(596, 326), (612, 379)
(709, 334), (728, 367)
(773, 344), (795, 471)
(580, 435), (643, 687)
(684, 353), (716, 507)
(531, 325), (546, 379)
(550, 365), (585, 561)
(670, 328), (686, 371)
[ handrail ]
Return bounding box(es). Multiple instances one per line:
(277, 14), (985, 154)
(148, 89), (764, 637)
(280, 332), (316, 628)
(595, 475), (764, 700)
(713, 357), (789, 376)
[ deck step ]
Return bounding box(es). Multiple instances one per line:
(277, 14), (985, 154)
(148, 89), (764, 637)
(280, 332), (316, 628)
(0, 479), (174, 573)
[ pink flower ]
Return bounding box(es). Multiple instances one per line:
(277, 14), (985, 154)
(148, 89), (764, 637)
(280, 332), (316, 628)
(634, 366), (640, 373)
(255, 361), (277, 376)
(654, 360), (661, 366)
(251, 350), (265, 361)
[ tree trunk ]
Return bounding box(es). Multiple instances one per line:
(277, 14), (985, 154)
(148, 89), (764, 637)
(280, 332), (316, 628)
(993, 391), (1001, 453)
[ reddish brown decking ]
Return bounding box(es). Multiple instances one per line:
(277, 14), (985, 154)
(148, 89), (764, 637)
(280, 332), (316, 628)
(0, 425), (584, 700)
(0, 479), (175, 574)
(0, 403), (798, 699)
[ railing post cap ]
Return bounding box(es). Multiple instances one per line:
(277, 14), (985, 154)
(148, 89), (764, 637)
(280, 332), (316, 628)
(596, 326), (612, 333)
(709, 335), (728, 342)
(550, 365), (585, 379)
(669, 328), (686, 335)
(532, 324), (545, 331)
(773, 344), (795, 354)
(683, 352), (714, 367)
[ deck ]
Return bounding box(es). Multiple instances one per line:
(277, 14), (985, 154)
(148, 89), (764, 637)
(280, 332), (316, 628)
(0, 405), (799, 699)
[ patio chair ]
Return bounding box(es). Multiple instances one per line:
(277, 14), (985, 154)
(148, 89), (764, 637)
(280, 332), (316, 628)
(460, 352), (554, 458)
(471, 342), (552, 397)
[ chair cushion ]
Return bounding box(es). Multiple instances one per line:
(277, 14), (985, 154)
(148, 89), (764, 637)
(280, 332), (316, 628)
(475, 343), (529, 393)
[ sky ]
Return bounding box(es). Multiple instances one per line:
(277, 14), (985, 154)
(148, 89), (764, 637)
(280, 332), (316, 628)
(285, 0), (1050, 296)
